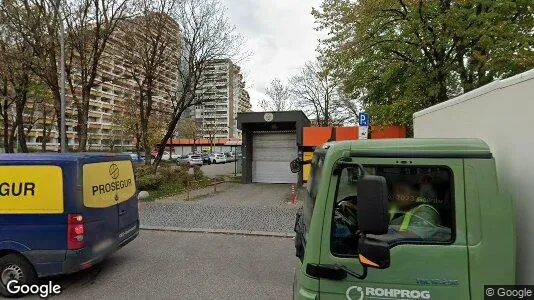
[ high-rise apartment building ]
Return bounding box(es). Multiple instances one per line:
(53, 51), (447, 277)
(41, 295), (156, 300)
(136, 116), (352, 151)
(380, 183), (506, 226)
(191, 59), (251, 140)
(24, 16), (179, 151)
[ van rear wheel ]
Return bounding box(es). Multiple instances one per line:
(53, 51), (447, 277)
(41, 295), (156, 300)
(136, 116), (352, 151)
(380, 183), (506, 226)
(0, 254), (37, 298)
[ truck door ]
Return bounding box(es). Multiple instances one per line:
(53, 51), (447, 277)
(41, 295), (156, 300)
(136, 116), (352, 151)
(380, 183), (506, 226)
(317, 158), (469, 300)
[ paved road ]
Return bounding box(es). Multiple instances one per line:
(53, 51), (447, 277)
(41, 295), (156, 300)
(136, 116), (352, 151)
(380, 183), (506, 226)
(141, 183), (300, 234)
(50, 231), (295, 300)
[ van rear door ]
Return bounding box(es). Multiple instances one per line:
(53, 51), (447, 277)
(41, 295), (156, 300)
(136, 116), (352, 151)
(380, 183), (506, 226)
(82, 159), (137, 249)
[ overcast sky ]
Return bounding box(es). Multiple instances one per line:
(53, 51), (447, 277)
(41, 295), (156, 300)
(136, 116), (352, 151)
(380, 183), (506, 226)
(223, 0), (323, 111)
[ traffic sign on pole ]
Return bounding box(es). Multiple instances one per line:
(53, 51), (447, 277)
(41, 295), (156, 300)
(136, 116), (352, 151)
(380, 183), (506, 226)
(359, 112), (369, 127)
(358, 112), (369, 139)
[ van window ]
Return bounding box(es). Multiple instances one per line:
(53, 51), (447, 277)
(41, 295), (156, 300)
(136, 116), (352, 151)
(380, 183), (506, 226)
(331, 165), (454, 257)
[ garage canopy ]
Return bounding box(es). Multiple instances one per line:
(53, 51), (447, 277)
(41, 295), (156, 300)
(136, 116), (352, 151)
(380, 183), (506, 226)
(252, 132), (298, 183)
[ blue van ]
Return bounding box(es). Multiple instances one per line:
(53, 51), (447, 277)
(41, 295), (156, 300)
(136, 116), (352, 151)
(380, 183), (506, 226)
(0, 153), (139, 297)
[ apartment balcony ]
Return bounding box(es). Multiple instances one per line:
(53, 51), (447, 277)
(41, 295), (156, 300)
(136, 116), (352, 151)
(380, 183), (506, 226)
(101, 123), (112, 130)
(88, 122), (101, 129)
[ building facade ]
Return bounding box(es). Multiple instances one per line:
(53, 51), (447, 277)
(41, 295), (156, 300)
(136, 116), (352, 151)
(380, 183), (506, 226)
(190, 59), (251, 140)
(24, 15), (179, 151)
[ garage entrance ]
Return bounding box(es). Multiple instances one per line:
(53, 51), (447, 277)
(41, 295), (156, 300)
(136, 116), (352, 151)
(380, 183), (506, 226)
(252, 132), (297, 183)
(237, 111), (310, 185)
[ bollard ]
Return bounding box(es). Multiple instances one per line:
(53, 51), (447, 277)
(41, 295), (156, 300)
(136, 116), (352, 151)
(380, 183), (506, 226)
(213, 178), (217, 193)
(186, 180), (190, 201)
(291, 184), (297, 204)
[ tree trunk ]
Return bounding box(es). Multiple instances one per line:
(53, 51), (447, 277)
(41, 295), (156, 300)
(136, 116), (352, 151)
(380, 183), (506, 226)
(154, 111), (182, 168)
(16, 93), (28, 153)
(2, 108), (12, 153)
(76, 87), (92, 152)
(436, 67), (448, 103)
(134, 123), (141, 160)
(8, 119), (17, 153)
(141, 119), (151, 166)
(77, 112), (88, 152)
(16, 111), (28, 153)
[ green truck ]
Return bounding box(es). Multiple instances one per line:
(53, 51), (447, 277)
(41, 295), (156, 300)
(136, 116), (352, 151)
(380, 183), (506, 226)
(292, 139), (514, 300)
(293, 70), (533, 299)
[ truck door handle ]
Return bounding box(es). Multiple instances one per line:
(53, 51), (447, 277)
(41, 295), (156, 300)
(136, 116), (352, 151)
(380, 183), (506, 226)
(306, 264), (347, 280)
(119, 210), (127, 216)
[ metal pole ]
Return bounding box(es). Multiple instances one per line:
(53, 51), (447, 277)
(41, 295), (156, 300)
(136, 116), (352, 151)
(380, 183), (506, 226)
(57, 0), (67, 153)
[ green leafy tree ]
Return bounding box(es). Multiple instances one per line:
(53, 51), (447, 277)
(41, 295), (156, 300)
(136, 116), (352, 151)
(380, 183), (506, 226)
(313, 0), (534, 132)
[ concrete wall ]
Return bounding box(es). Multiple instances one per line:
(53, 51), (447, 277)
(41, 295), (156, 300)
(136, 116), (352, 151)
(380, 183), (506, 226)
(413, 69), (534, 283)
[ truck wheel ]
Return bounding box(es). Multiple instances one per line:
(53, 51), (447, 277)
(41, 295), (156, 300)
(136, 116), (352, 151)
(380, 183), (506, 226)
(0, 254), (37, 298)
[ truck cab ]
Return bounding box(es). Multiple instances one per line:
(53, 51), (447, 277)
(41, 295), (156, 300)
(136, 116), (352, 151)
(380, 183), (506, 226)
(293, 139), (515, 300)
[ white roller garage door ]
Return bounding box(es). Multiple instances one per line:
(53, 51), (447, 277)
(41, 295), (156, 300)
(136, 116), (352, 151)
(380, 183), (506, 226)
(252, 132), (298, 183)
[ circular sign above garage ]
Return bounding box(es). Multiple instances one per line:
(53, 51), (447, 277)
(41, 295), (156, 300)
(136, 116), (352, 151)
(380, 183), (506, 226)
(264, 113), (274, 122)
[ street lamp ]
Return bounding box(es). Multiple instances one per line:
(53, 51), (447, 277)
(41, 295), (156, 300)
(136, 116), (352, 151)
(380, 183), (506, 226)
(55, 0), (67, 153)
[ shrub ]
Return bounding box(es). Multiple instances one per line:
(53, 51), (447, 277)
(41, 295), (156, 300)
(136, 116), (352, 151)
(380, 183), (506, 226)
(156, 164), (189, 185)
(136, 173), (164, 191)
(134, 164), (154, 178)
(192, 166), (204, 180)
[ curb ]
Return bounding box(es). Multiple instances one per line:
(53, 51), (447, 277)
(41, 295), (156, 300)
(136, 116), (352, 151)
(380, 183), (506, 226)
(140, 225), (295, 238)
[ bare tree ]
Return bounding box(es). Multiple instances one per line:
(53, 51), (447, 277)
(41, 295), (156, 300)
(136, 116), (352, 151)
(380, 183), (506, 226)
(0, 21), (35, 153)
(1, 0), (70, 151)
(289, 59), (350, 126)
(153, 0), (243, 166)
(63, 0), (129, 151)
(0, 51), (16, 152)
(34, 93), (57, 151)
(118, 0), (179, 164)
(259, 78), (293, 112)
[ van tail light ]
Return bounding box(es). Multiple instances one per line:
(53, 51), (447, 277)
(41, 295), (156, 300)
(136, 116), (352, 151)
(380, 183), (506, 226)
(67, 213), (85, 250)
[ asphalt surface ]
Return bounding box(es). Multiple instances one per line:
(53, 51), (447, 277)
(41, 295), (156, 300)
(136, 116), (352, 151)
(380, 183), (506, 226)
(200, 161), (238, 178)
(48, 231), (295, 300)
(140, 183), (301, 234)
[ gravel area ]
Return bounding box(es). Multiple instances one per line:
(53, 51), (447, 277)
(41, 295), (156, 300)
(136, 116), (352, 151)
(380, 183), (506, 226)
(140, 183), (303, 234)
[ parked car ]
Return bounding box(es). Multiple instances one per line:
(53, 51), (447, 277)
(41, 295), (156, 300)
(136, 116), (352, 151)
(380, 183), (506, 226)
(224, 152), (236, 162)
(187, 154), (203, 166)
(201, 153), (211, 165)
(151, 151), (178, 161)
(176, 154), (203, 167)
(210, 153), (226, 164)
(121, 151), (144, 163)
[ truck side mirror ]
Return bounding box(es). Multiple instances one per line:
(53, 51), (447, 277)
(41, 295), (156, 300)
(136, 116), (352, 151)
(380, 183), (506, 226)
(290, 158), (302, 173)
(356, 175), (389, 235)
(358, 237), (390, 269)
